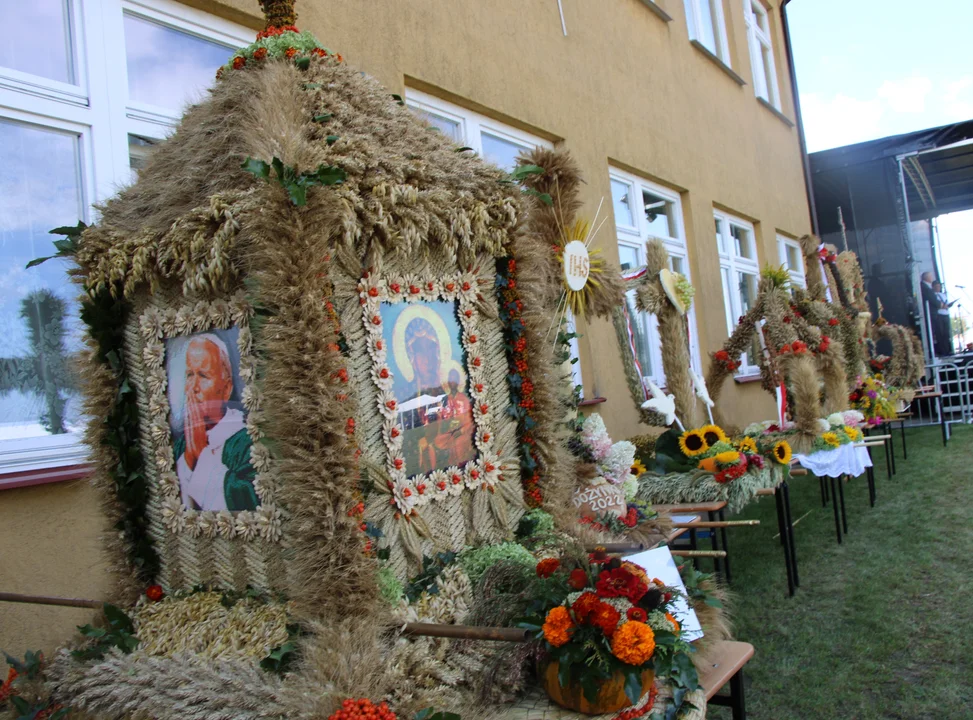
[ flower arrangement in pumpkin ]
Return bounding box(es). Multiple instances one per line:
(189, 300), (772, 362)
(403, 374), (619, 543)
(524, 555), (698, 707)
(849, 374), (897, 425)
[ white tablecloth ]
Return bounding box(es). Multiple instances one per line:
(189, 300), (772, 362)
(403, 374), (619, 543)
(793, 443), (873, 478)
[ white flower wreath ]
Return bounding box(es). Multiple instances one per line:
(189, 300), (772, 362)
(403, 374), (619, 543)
(358, 269), (504, 514)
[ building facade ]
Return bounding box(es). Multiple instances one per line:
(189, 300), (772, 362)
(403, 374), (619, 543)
(0, 0), (810, 653)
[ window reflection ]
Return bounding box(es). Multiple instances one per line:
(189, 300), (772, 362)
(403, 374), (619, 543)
(612, 180), (635, 227)
(412, 109), (463, 143)
(480, 132), (528, 172)
(625, 290), (653, 379)
(2, 0), (75, 84)
(0, 120), (85, 440)
(124, 13), (232, 112)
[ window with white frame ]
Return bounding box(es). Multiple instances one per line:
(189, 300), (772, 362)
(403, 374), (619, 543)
(683, 0), (731, 64)
(403, 89), (586, 395)
(744, 0), (780, 107)
(715, 211), (762, 376)
(778, 235), (806, 290)
(611, 169), (701, 389)
(0, 0), (251, 478)
(405, 89), (552, 173)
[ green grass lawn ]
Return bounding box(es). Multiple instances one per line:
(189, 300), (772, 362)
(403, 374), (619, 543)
(705, 424), (973, 720)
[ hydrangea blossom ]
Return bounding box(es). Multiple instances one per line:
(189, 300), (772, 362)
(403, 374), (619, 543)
(581, 413), (613, 461)
(842, 410), (865, 427)
(599, 440), (636, 485)
(622, 474), (639, 502)
(826, 412), (845, 427)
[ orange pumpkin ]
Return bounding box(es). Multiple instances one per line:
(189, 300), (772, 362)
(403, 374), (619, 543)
(539, 660), (654, 715)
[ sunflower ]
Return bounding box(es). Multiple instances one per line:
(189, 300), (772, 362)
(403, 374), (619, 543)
(736, 436), (758, 454)
(700, 424), (729, 447)
(845, 426), (863, 442)
(772, 440), (792, 465)
(821, 432), (841, 448)
(678, 429), (708, 457)
(631, 459), (648, 476)
(713, 450), (742, 465)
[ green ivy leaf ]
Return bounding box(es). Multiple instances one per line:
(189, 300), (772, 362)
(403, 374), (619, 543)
(241, 157), (271, 178)
(557, 658), (572, 689)
(704, 596), (723, 608)
(454, 146), (474, 152)
(77, 625), (107, 638)
(103, 603), (135, 634)
(390, 93), (405, 105)
(294, 57), (311, 70)
(308, 164), (347, 185)
(25, 255), (57, 269)
(623, 669), (643, 705)
(522, 187), (553, 206)
(287, 182), (308, 206)
(303, 82), (323, 90)
(326, 135), (340, 145)
(313, 113), (333, 123)
(10, 696), (30, 714)
(508, 164), (545, 181)
(413, 709), (434, 720)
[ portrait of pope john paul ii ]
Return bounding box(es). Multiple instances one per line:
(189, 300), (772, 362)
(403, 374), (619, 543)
(165, 327), (259, 512)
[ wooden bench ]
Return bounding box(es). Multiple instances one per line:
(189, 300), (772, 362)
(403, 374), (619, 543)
(699, 640), (755, 720)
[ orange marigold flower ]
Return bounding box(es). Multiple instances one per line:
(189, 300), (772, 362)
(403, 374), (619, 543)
(590, 601), (621, 637)
(611, 621), (656, 665)
(665, 612), (681, 634)
(542, 606), (574, 647)
(285, 47), (298, 58)
(312, 47), (327, 57)
(232, 56), (246, 70)
(253, 47), (268, 60)
(571, 591), (600, 622)
(536, 557), (560, 578)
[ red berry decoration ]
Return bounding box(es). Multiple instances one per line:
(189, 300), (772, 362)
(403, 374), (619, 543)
(145, 584), (164, 602)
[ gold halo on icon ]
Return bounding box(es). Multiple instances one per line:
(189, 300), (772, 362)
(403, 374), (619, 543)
(391, 304), (454, 384)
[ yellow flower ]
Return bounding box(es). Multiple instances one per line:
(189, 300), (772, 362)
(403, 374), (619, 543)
(714, 451), (741, 465)
(772, 440), (792, 465)
(821, 432), (841, 448)
(678, 429), (708, 457)
(845, 426), (862, 442)
(631, 459), (648, 476)
(699, 424), (729, 447)
(736, 437), (758, 454)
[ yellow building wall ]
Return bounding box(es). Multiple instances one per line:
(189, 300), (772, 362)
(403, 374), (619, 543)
(0, 481), (108, 655)
(0, 0), (811, 653)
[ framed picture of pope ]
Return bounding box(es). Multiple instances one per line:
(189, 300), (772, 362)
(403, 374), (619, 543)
(165, 327), (259, 512)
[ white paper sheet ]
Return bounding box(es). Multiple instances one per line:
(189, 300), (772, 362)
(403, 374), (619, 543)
(669, 514), (697, 525)
(623, 546), (704, 642)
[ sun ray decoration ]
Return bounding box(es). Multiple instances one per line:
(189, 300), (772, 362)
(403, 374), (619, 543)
(550, 200), (615, 325)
